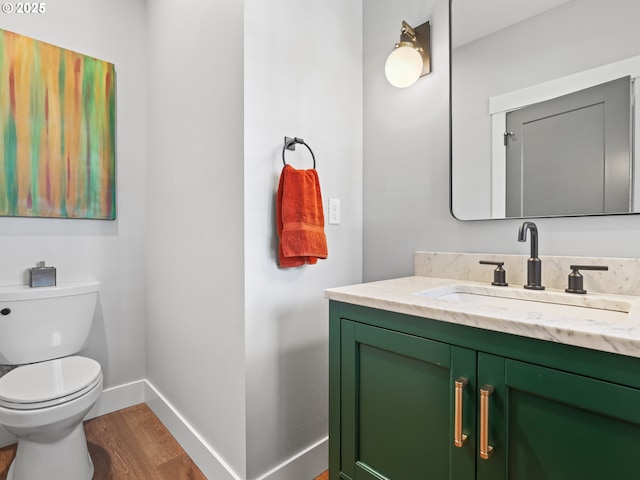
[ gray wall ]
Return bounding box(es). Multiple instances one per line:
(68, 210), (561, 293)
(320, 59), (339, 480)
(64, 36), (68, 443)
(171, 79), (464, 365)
(244, 0), (363, 477)
(0, 0), (147, 394)
(147, 0), (363, 478)
(364, 0), (640, 283)
(145, 0), (247, 476)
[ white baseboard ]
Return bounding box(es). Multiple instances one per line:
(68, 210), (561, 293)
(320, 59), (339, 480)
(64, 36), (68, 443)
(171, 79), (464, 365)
(143, 380), (242, 480)
(255, 437), (328, 480)
(0, 378), (329, 480)
(87, 378), (146, 420)
(143, 381), (328, 480)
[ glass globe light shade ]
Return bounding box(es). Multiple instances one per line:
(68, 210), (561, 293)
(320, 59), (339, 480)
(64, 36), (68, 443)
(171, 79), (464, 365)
(384, 43), (423, 88)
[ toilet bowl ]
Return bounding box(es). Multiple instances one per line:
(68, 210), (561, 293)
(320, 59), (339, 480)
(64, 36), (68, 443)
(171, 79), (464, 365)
(0, 281), (102, 480)
(0, 356), (103, 480)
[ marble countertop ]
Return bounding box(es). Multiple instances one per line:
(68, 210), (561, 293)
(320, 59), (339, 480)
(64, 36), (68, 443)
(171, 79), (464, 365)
(325, 276), (640, 358)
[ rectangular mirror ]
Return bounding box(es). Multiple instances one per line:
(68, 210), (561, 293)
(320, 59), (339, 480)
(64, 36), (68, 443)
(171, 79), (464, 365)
(450, 0), (640, 220)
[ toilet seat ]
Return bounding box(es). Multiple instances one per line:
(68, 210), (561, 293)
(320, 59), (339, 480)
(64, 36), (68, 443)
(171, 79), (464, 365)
(0, 356), (102, 410)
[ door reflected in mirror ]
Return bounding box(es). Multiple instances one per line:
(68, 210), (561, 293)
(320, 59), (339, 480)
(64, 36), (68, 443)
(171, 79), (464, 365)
(450, 0), (640, 220)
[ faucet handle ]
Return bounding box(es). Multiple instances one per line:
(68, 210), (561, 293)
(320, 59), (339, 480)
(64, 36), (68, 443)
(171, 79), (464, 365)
(479, 261), (508, 286)
(565, 265), (608, 294)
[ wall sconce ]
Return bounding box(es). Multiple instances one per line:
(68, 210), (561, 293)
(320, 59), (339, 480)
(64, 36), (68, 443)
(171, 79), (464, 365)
(385, 20), (431, 88)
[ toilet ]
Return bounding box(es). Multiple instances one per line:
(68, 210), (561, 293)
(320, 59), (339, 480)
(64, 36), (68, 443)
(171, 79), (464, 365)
(0, 281), (102, 480)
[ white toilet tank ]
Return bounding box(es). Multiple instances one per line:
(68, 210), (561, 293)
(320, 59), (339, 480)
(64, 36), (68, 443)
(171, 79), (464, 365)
(0, 281), (100, 365)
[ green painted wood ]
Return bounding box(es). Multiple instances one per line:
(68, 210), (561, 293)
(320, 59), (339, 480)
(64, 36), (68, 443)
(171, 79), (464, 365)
(503, 359), (640, 479)
(331, 301), (640, 389)
(329, 301), (343, 480)
(355, 321), (451, 367)
(355, 461), (391, 480)
(340, 320), (476, 480)
(341, 320), (357, 480)
(330, 301), (640, 480)
(506, 359), (640, 424)
(354, 323), (450, 478)
(357, 340), (449, 478)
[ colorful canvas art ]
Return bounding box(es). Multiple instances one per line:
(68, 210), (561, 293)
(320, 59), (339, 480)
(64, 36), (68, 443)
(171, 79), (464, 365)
(0, 29), (116, 219)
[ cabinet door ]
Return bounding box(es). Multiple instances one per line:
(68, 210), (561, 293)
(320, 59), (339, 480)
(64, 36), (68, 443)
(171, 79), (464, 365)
(478, 353), (640, 480)
(340, 320), (476, 480)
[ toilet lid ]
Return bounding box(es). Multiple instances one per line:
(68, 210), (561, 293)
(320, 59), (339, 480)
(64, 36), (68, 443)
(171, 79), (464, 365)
(0, 356), (102, 410)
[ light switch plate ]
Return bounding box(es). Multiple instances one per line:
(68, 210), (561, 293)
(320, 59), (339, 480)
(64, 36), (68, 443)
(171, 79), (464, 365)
(329, 198), (341, 225)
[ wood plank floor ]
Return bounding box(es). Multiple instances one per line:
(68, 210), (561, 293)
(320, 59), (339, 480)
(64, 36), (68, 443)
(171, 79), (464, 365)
(0, 403), (205, 480)
(0, 403), (329, 479)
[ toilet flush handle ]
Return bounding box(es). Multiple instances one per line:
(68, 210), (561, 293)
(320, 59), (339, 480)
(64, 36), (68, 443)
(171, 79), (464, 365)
(0, 308), (10, 316)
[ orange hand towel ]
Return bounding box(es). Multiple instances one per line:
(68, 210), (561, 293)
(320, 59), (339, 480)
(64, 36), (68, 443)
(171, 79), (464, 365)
(276, 165), (328, 268)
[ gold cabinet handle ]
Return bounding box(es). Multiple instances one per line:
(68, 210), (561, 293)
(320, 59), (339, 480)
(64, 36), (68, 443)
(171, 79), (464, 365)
(454, 377), (468, 447)
(479, 385), (495, 460)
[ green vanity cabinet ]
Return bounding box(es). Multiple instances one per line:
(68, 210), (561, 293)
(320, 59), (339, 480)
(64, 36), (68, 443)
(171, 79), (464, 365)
(329, 301), (640, 480)
(477, 354), (640, 480)
(339, 320), (476, 480)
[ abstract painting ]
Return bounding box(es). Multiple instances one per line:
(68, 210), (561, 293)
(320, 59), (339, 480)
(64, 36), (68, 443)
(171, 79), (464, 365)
(0, 29), (116, 219)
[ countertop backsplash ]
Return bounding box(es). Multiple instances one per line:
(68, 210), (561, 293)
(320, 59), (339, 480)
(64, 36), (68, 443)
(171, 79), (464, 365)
(415, 252), (640, 297)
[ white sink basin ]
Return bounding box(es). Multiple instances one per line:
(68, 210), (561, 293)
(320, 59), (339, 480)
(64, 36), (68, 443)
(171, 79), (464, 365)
(415, 284), (631, 324)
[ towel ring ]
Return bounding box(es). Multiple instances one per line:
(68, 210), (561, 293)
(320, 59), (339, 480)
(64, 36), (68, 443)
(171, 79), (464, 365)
(282, 136), (316, 169)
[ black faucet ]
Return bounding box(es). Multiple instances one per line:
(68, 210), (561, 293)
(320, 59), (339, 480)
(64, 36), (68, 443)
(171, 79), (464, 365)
(518, 221), (545, 290)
